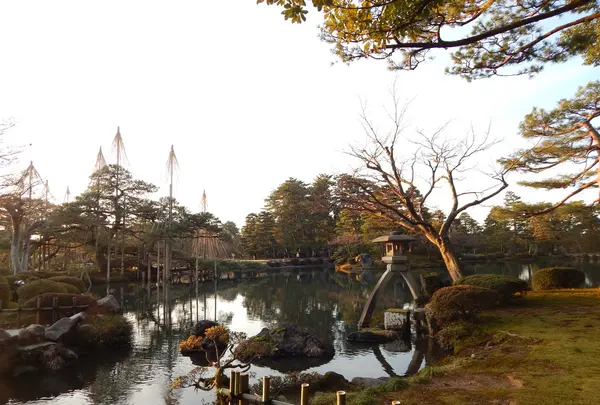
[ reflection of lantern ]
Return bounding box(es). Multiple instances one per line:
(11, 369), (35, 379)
(372, 231), (418, 265)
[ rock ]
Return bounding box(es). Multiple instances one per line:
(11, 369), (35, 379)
(97, 295), (121, 314)
(0, 329), (19, 375)
(40, 344), (78, 371)
(352, 377), (389, 388)
(18, 324), (46, 345)
(235, 323), (334, 362)
(384, 309), (411, 332)
(347, 328), (399, 343)
(319, 372), (350, 391)
(45, 312), (86, 342)
(11, 365), (38, 377)
(0, 329), (12, 342)
(190, 320), (219, 337)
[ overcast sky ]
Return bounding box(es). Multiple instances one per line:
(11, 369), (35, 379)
(0, 1), (597, 227)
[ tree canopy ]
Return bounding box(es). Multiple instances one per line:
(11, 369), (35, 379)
(258, 0), (600, 80)
(500, 80), (600, 210)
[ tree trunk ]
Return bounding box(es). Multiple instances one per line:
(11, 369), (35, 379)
(21, 237), (30, 272)
(10, 216), (22, 274)
(437, 238), (463, 282)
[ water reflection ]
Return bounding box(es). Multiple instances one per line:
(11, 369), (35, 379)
(0, 270), (424, 405)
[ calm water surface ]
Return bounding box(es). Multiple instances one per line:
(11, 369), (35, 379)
(3, 260), (599, 405)
(2, 270), (425, 405)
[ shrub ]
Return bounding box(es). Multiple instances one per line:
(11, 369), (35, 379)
(49, 276), (87, 293)
(426, 285), (498, 328)
(0, 283), (10, 307)
(6, 274), (39, 285)
(58, 283), (81, 295)
(17, 279), (68, 301)
(72, 315), (133, 348)
(532, 267), (585, 290)
(24, 271), (67, 279)
(421, 272), (443, 297)
(454, 274), (528, 304)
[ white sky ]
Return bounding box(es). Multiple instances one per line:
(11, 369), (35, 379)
(0, 1), (597, 227)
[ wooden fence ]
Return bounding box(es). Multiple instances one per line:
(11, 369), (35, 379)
(218, 372), (402, 405)
(0, 297), (89, 327)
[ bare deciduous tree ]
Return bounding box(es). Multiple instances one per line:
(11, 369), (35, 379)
(340, 89), (509, 281)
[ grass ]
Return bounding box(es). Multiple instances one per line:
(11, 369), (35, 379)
(342, 289), (600, 405)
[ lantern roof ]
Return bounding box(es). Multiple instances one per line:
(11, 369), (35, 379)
(372, 231), (418, 244)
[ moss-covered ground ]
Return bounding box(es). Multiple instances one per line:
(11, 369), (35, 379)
(315, 289), (600, 405)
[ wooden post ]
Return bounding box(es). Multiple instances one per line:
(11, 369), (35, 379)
(36, 297), (41, 324)
(52, 297), (58, 324)
(229, 370), (235, 400)
(16, 300), (21, 328)
(233, 371), (240, 396)
(236, 371), (242, 401)
(337, 391), (346, 405)
(240, 373), (249, 405)
(300, 383), (310, 405)
(0, 300), (3, 310)
(262, 376), (270, 403)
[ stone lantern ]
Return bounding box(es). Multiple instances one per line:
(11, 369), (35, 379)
(358, 231), (421, 329)
(372, 231), (417, 266)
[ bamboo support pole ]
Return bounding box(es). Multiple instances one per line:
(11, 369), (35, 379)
(229, 370), (235, 399)
(240, 373), (249, 405)
(262, 376), (270, 403)
(300, 384), (310, 405)
(337, 391), (346, 405)
(233, 371), (240, 396)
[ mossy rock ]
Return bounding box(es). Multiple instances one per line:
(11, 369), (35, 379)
(532, 267), (585, 290)
(71, 315), (133, 349)
(235, 323), (334, 362)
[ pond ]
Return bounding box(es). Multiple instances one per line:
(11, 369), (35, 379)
(0, 269), (432, 405)
(2, 259), (599, 405)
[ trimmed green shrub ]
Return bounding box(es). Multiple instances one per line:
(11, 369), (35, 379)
(23, 271), (67, 279)
(426, 285), (498, 328)
(0, 283), (10, 307)
(6, 274), (39, 285)
(454, 274), (528, 304)
(58, 283), (81, 295)
(17, 279), (68, 301)
(421, 272), (443, 297)
(532, 267), (585, 290)
(49, 276), (87, 293)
